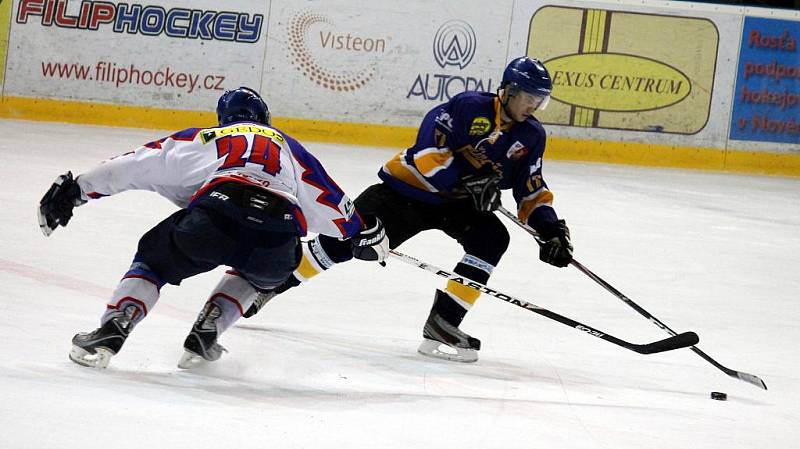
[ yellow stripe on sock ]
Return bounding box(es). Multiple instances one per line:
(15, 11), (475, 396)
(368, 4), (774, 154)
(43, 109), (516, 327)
(446, 280), (480, 305)
(295, 254), (322, 281)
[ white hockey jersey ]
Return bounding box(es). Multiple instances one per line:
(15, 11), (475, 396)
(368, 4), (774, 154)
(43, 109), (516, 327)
(76, 122), (362, 238)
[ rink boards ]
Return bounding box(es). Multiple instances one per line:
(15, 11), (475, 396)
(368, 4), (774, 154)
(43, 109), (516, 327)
(0, 0), (798, 175)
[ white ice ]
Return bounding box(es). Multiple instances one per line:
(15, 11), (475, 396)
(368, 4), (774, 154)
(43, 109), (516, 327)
(1, 120), (798, 449)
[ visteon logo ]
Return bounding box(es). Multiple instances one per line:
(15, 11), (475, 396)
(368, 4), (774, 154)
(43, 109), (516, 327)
(433, 20), (476, 69)
(288, 11), (386, 92)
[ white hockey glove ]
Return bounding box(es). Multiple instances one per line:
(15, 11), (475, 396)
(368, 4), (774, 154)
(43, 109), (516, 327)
(38, 171), (87, 236)
(351, 215), (389, 263)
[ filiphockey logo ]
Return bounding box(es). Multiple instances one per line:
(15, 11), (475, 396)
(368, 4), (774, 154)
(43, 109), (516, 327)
(433, 20), (476, 69)
(288, 11), (385, 92)
(15, 0), (262, 42)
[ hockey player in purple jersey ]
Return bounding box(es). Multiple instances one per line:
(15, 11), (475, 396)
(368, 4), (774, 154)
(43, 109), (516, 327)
(38, 87), (389, 369)
(246, 57), (573, 363)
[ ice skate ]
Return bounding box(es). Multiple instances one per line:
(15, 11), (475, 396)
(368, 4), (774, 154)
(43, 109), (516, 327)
(178, 302), (227, 369)
(242, 289), (278, 318)
(418, 312), (481, 363)
(69, 313), (133, 369)
(417, 290), (481, 363)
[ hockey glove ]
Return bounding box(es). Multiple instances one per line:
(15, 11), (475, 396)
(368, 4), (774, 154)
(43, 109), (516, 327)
(351, 215), (389, 263)
(38, 171), (86, 237)
(537, 219), (573, 267)
(462, 168), (501, 213)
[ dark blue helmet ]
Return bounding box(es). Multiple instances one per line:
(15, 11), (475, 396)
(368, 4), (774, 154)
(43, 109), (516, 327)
(501, 56), (552, 97)
(216, 87), (271, 126)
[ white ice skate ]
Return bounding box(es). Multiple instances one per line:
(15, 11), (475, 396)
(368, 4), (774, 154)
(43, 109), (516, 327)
(177, 350), (210, 369)
(69, 345), (115, 368)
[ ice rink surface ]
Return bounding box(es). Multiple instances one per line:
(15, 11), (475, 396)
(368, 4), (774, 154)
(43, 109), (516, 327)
(1, 120), (798, 449)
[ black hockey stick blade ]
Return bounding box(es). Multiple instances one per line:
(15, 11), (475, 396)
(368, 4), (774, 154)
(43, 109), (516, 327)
(690, 346), (768, 390)
(634, 331), (699, 354)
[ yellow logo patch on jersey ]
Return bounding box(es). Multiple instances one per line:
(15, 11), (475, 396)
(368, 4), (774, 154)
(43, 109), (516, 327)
(200, 125), (286, 144)
(469, 117), (491, 136)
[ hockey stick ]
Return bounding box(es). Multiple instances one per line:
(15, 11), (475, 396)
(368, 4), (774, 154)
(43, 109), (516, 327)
(388, 249), (698, 355)
(496, 206), (767, 390)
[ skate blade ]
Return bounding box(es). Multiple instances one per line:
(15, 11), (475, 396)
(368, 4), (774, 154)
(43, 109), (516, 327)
(417, 338), (478, 363)
(37, 208), (54, 237)
(69, 346), (113, 369)
(177, 351), (208, 369)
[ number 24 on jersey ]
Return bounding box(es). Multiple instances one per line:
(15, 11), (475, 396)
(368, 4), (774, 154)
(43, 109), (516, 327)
(215, 134), (281, 175)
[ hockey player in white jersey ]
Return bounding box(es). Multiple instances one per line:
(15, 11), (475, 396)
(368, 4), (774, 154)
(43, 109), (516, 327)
(38, 87), (389, 369)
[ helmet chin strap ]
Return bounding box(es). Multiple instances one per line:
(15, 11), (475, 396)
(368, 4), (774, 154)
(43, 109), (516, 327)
(497, 85), (515, 122)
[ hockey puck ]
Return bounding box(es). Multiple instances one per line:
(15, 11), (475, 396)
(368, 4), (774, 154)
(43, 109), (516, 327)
(710, 392), (727, 401)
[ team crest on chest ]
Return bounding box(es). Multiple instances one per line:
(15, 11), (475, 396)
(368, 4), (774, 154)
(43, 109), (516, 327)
(506, 141), (529, 160)
(469, 117), (491, 136)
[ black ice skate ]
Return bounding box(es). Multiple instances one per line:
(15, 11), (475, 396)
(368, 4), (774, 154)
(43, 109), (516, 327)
(178, 302), (228, 369)
(418, 290), (481, 363)
(242, 289), (278, 318)
(69, 307), (137, 369)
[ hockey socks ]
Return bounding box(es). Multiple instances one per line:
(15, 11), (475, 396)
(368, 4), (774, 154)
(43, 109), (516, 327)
(100, 262), (165, 327)
(444, 254), (494, 312)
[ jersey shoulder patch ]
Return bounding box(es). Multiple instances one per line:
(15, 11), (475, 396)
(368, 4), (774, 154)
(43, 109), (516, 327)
(198, 124), (286, 144)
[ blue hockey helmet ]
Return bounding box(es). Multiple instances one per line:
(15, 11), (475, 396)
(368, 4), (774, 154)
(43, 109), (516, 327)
(501, 56), (552, 97)
(216, 87), (271, 126)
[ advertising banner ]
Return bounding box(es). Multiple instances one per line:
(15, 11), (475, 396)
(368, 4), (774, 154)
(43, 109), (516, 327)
(5, 0), (269, 110)
(0, 0), (798, 174)
(526, 5), (718, 135)
(264, 0), (512, 125)
(729, 17), (799, 145)
(0, 0), (11, 91)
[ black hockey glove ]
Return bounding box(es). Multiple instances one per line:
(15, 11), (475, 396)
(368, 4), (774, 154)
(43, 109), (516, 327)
(462, 168), (501, 213)
(351, 215), (389, 263)
(38, 171), (86, 237)
(537, 219), (573, 267)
